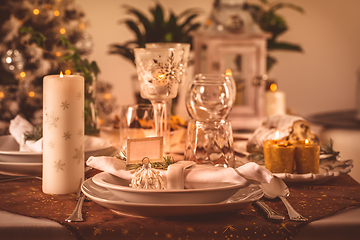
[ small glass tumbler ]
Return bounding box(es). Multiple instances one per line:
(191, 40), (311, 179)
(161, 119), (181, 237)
(184, 119), (235, 167)
(119, 104), (155, 150)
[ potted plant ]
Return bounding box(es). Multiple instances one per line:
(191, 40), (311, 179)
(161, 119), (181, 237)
(109, 3), (202, 66)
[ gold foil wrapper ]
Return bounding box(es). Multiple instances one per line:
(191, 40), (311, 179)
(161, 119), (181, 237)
(294, 143), (320, 174)
(263, 140), (295, 173)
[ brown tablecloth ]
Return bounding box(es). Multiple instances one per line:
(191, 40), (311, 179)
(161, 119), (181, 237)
(1, 173), (360, 240)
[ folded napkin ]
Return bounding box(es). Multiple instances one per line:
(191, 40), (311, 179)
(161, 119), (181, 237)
(86, 156), (273, 190)
(9, 115), (42, 152)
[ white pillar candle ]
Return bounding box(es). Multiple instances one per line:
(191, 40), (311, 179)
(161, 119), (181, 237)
(43, 73), (84, 194)
(265, 84), (286, 116)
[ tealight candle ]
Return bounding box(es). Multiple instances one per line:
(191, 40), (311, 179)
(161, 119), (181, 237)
(265, 83), (286, 116)
(263, 140), (295, 173)
(294, 139), (320, 174)
(43, 73), (84, 194)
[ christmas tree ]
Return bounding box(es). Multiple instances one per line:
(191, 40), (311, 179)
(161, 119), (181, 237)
(0, 0), (93, 135)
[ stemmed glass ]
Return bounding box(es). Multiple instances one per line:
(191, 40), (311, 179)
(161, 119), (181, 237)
(184, 73), (236, 167)
(134, 48), (185, 145)
(185, 73), (236, 121)
(145, 43), (190, 152)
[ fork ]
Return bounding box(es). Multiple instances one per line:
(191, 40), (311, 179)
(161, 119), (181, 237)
(65, 178), (86, 222)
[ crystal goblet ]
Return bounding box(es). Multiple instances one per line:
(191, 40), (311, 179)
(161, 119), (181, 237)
(185, 73), (236, 121)
(134, 48), (185, 145)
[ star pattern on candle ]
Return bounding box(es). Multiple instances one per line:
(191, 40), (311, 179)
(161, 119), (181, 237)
(76, 91), (82, 100)
(53, 159), (65, 172)
(78, 129), (83, 137)
(63, 131), (71, 140)
(44, 111), (59, 129)
(73, 145), (83, 164)
(60, 101), (70, 110)
(48, 141), (55, 149)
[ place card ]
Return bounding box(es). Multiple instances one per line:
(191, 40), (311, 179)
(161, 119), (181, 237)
(126, 136), (163, 164)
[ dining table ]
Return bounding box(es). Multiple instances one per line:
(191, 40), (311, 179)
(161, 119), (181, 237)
(1, 163), (360, 240)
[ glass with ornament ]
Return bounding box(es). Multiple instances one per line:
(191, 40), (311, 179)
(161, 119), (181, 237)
(133, 48), (185, 149)
(145, 43), (190, 152)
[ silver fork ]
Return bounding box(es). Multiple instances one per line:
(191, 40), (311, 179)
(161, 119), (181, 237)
(65, 178), (86, 222)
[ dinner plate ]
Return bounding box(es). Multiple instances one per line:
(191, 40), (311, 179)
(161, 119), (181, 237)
(234, 140), (353, 183)
(0, 161), (42, 176)
(92, 172), (247, 204)
(82, 178), (263, 218)
(0, 135), (116, 163)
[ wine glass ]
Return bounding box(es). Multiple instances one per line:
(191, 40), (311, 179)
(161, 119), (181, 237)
(145, 43), (190, 152)
(185, 73), (236, 121)
(134, 48), (185, 144)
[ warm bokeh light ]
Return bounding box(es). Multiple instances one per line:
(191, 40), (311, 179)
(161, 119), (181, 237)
(33, 9), (40, 15)
(275, 130), (280, 140)
(54, 10), (60, 16)
(104, 93), (111, 99)
(65, 69), (71, 75)
(20, 71), (26, 78)
(0, 92), (4, 99)
(305, 139), (309, 145)
(79, 23), (85, 29)
(28, 91), (35, 97)
(270, 83), (277, 92)
(55, 51), (61, 57)
(60, 28), (66, 34)
(225, 69), (232, 76)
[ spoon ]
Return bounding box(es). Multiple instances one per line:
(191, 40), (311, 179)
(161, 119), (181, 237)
(261, 176), (308, 222)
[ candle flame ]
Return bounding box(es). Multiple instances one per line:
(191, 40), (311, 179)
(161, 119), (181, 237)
(60, 71), (63, 78)
(270, 83), (277, 92)
(305, 139), (309, 145)
(225, 69), (232, 76)
(274, 130), (280, 140)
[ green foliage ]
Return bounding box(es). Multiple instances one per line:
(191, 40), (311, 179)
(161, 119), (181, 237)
(247, 0), (305, 71)
(24, 125), (42, 141)
(116, 150), (175, 170)
(109, 3), (202, 65)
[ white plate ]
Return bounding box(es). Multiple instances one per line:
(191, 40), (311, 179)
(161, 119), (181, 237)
(234, 140), (353, 183)
(92, 172), (248, 204)
(82, 178), (263, 218)
(0, 161), (42, 176)
(0, 135), (116, 163)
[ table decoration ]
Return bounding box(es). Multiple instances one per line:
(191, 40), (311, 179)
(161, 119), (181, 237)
(294, 139), (320, 174)
(42, 73), (84, 194)
(264, 83), (286, 116)
(133, 47), (185, 153)
(86, 156), (272, 191)
(263, 139), (295, 173)
(234, 138), (353, 183)
(247, 114), (319, 153)
(1, 172), (360, 240)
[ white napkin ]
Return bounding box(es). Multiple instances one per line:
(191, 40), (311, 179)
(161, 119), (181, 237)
(9, 115), (42, 152)
(86, 156), (273, 189)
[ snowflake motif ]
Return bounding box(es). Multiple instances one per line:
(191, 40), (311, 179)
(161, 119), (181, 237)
(186, 227), (195, 233)
(63, 131), (71, 140)
(53, 159), (65, 172)
(223, 224), (237, 234)
(60, 101), (70, 110)
(48, 141), (55, 149)
(73, 145), (83, 164)
(76, 91), (82, 100)
(151, 51), (182, 95)
(122, 229), (129, 236)
(44, 111), (59, 129)
(93, 227), (102, 236)
(165, 233), (172, 239)
(78, 129), (84, 137)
